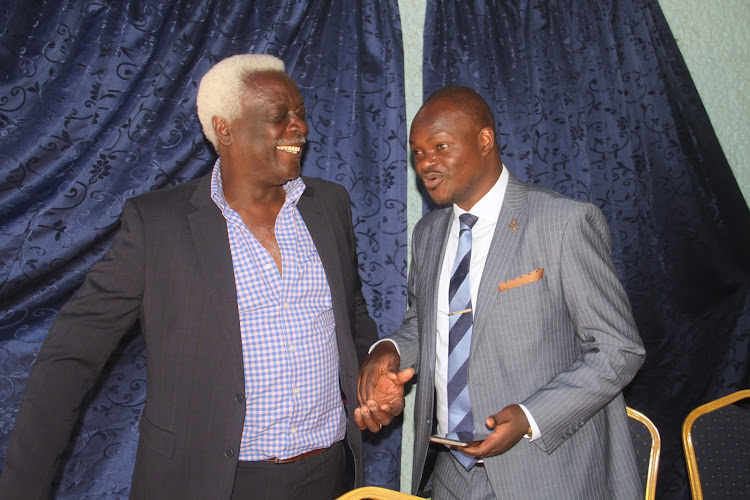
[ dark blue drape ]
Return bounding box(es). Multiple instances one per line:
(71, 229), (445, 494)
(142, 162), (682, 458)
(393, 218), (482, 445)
(0, 0), (406, 495)
(423, 0), (750, 498)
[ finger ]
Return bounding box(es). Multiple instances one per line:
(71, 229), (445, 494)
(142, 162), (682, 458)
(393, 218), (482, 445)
(358, 366), (380, 406)
(379, 399), (405, 416)
(354, 408), (367, 431)
(395, 367), (415, 385)
(367, 399), (396, 426)
(463, 432), (504, 457)
(359, 405), (385, 433)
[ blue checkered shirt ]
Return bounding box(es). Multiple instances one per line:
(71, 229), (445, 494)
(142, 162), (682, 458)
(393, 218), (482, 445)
(210, 160), (345, 461)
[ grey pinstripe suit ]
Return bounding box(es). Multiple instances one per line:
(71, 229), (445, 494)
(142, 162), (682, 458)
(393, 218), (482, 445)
(389, 172), (646, 499)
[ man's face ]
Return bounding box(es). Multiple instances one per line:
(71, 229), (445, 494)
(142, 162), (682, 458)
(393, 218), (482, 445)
(409, 99), (493, 210)
(229, 71), (309, 185)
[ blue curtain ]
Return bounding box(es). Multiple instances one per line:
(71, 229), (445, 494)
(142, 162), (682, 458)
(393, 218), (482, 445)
(423, 0), (750, 498)
(0, 0), (406, 495)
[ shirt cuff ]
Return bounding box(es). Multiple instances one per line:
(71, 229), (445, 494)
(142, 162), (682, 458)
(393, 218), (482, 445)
(518, 404), (542, 442)
(368, 338), (401, 357)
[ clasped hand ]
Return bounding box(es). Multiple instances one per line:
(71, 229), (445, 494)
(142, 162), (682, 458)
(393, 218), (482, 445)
(354, 342), (414, 432)
(355, 343), (529, 458)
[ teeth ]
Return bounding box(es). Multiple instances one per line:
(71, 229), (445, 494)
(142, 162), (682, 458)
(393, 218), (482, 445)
(277, 145), (302, 154)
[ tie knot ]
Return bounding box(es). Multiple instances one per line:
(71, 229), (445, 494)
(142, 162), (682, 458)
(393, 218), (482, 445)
(459, 213), (478, 230)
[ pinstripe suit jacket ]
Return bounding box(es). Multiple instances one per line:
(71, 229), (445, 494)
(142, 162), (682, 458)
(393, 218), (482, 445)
(389, 172), (646, 499)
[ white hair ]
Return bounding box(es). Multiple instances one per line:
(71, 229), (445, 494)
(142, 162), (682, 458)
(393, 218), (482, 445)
(196, 54), (286, 149)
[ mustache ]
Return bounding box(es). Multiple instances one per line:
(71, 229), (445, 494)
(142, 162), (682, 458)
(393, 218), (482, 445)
(419, 168), (443, 176)
(277, 136), (306, 146)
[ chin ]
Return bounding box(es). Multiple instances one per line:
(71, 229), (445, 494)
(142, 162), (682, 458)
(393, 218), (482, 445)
(426, 190), (453, 206)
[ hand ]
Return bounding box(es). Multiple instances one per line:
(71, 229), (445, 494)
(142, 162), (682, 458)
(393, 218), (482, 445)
(354, 342), (414, 432)
(460, 404), (529, 458)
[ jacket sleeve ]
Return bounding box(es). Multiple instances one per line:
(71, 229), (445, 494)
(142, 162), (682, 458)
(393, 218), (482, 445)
(0, 199), (146, 499)
(522, 202), (645, 453)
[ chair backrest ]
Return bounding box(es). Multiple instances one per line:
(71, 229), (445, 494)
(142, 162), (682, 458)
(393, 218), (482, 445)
(336, 486), (422, 500)
(682, 389), (750, 500)
(627, 406), (661, 500)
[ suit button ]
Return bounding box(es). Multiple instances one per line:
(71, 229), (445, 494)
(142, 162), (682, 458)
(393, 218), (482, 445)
(225, 448), (234, 458)
(234, 393), (245, 403)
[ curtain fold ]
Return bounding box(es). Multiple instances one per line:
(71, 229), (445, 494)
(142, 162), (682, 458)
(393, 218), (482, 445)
(0, 0), (406, 494)
(423, 1), (750, 498)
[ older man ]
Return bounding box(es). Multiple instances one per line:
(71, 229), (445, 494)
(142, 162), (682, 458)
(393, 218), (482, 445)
(356, 86), (645, 499)
(0, 54), (377, 500)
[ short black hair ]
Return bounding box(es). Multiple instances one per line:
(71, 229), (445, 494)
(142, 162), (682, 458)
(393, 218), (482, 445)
(423, 86), (495, 130)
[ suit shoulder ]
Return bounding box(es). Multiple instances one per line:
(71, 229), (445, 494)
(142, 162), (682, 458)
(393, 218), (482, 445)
(126, 175), (206, 210)
(300, 176), (353, 214)
(301, 176), (349, 197)
(413, 206), (450, 236)
(525, 184), (604, 221)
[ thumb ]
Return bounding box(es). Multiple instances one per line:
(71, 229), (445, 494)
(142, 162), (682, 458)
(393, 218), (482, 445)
(396, 367), (415, 384)
(386, 367), (415, 385)
(486, 413), (506, 429)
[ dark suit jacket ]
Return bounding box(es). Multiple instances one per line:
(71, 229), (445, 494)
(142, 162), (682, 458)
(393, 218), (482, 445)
(0, 174), (378, 499)
(390, 173), (646, 499)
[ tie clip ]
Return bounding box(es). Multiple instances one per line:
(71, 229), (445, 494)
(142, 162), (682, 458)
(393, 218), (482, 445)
(449, 308), (472, 316)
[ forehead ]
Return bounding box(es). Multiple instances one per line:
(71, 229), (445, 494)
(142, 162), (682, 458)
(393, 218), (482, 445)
(244, 71), (303, 106)
(410, 99), (475, 143)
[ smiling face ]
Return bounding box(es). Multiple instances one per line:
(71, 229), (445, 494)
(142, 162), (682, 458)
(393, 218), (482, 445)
(410, 97), (500, 210)
(226, 70), (309, 186)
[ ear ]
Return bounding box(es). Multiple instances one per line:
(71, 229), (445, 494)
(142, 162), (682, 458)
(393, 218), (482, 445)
(478, 127), (495, 155)
(212, 116), (232, 146)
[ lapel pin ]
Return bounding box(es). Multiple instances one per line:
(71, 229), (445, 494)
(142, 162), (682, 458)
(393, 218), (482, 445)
(509, 218), (519, 232)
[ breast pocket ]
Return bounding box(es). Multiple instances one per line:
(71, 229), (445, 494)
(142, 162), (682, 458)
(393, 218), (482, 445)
(496, 268), (546, 303)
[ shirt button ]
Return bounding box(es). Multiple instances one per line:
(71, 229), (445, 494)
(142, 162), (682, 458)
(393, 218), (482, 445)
(225, 448), (234, 458)
(292, 388), (299, 395)
(283, 302), (290, 309)
(290, 344), (296, 351)
(234, 393), (245, 403)
(264, 263), (272, 270)
(291, 427), (297, 434)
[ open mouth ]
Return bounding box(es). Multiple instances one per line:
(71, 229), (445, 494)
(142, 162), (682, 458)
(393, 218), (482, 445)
(277, 145), (303, 155)
(420, 172), (444, 189)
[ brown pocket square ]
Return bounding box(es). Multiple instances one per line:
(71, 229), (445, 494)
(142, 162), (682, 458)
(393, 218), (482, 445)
(498, 268), (544, 291)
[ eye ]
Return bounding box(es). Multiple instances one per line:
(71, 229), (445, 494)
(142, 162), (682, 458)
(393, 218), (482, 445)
(436, 143), (448, 150)
(412, 149), (423, 157)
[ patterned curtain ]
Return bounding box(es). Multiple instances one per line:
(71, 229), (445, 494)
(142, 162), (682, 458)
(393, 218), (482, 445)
(0, 0), (406, 495)
(423, 0), (750, 498)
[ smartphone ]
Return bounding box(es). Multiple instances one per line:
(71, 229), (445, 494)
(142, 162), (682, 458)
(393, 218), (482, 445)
(429, 435), (483, 448)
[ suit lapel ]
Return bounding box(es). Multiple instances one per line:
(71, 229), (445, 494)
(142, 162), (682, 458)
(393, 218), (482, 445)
(296, 181), (347, 330)
(421, 208), (453, 376)
(187, 176), (243, 357)
(473, 173), (528, 336)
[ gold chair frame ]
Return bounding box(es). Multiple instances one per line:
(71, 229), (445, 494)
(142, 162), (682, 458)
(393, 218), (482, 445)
(336, 486), (421, 500)
(682, 389), (750, 500)
(627, 406), (661, 500)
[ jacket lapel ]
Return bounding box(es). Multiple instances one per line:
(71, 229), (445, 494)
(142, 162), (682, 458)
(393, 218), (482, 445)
(296, 181), (347, 331)
(473, 173), (528, 336)
(421, 208), (453, 376)
(187, 176), (243, 358)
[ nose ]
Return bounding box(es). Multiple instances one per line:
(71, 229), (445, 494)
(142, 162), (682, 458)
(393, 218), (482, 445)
(289, 113), (308, 138)
(416, 150), (438, 171)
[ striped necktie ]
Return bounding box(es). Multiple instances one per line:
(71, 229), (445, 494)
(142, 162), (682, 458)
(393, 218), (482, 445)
(447, 213), (478, 469)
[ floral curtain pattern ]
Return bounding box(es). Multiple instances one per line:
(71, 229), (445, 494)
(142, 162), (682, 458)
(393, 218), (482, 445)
(423, 1), (750, 498)
(0, 0), (407, 495)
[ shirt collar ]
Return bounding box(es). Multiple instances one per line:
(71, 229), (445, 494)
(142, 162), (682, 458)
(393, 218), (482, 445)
(210, 158), (306, 214)
(452, 164), (509, 223)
